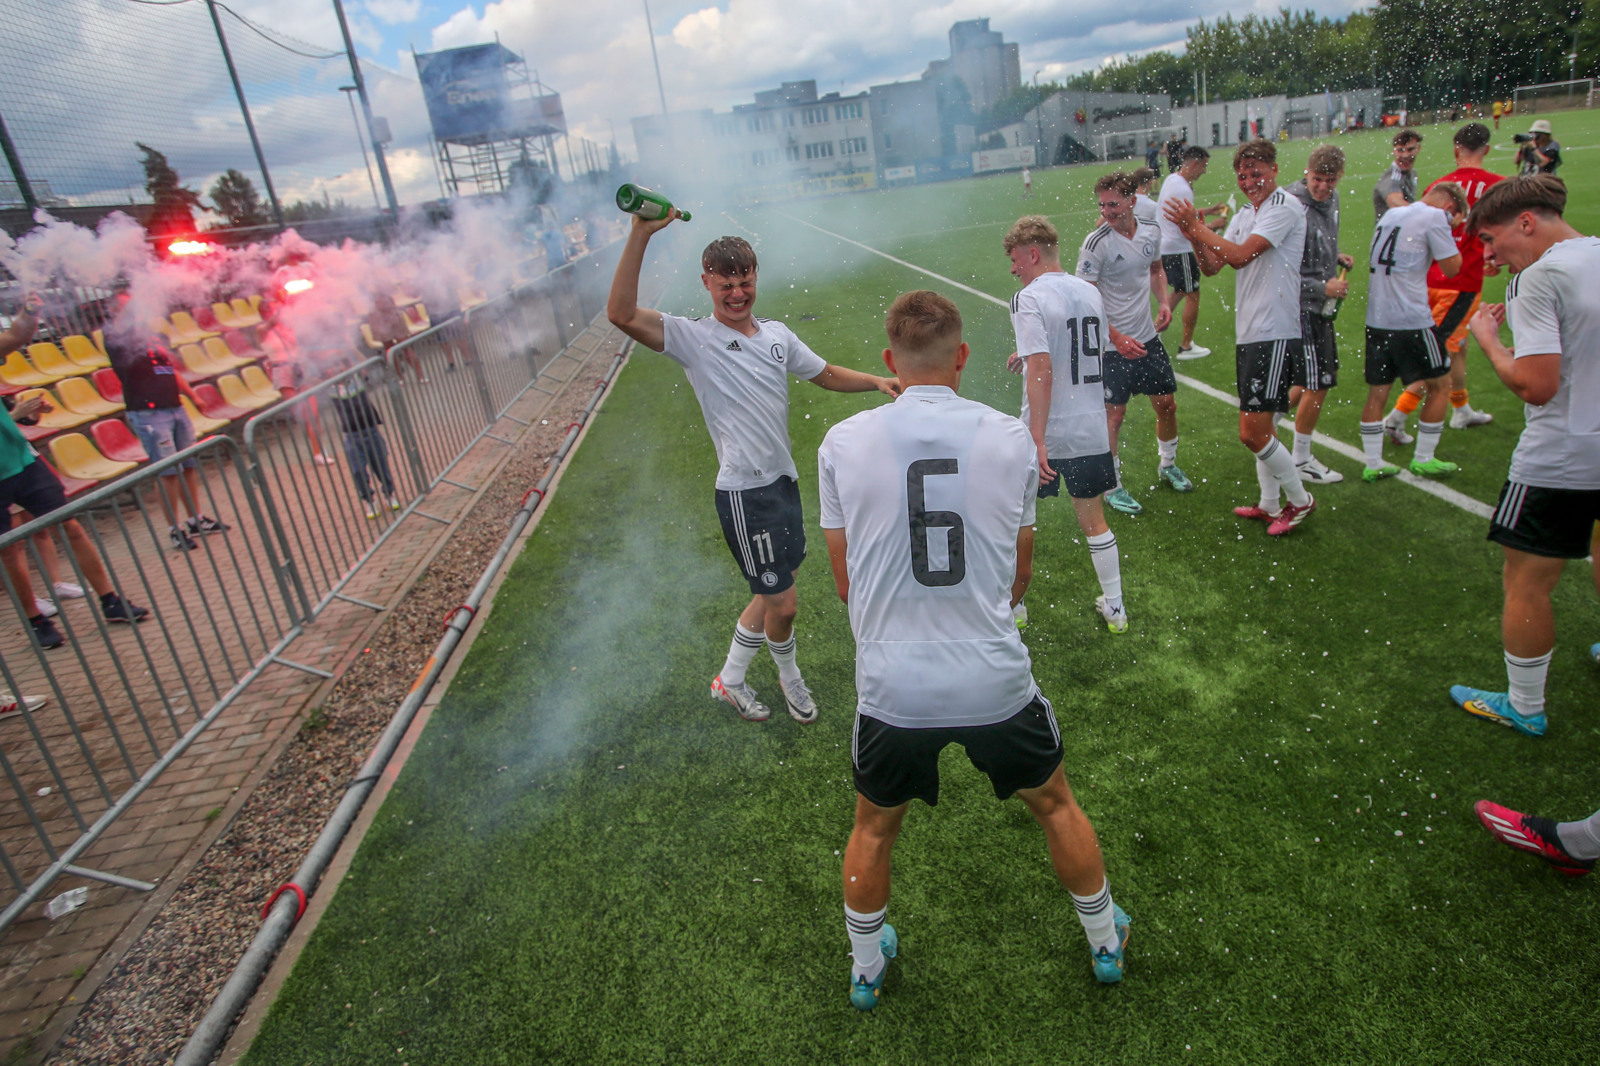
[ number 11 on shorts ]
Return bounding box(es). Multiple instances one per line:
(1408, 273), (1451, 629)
(751, 530), (775, 566)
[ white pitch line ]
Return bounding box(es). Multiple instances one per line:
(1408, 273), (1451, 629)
(777, 210), (1496, 521)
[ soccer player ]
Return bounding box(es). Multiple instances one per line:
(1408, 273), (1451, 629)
(1130, 167), (1159, 222)
(1284, 144), (1356, 484)
(818, 289), (1129, 1010)
(1373, 129), (1421, 220)
(1163, 139), (1315, 536)
(1449, 174), (1600, 737)
(1003, 216), (1128, 633)
(1383, 123), (1505, 441)
(1475, 799), (1598, 877)
(607, 210), (899, 725)
(1157, 147), (1227, 360)
(1357, 183), (1467, 482)
(1077, 172), (1188, 515)
(1021, 166), (1032, 198)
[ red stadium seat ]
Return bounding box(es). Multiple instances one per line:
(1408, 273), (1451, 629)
(93, 368), (124, 406)
(40, 457), (95, 498)
(90, 418), (149, 464)
(193, 383), (251, 422)
(194, 305), (222, 331)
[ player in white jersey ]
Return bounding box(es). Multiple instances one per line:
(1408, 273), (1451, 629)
(1131, 167), (1160, 226)
(1164, 139), (1316, 536)
(1077, 171), (1188, 516)
(1355, 184), (1466, 482)
(818, 289), (1128, 1010)
(1449, 175), (1600, 737)
(1002, 216), (1128, 633)
(1157, 146), (1227, 360)
(607, 210), (899, 725)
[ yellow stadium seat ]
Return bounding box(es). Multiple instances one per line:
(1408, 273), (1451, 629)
(457, 287), (488, 310)
(181, 394), (229, 435)
(55, 375), (124, 417)
(175, 343), (229, 381)
(1, 350), (64, 387)
(166, 312), (219, 346)
(217, 373), (273, 411)
(27, 343), (91, 380)
(61, 335), (110, 370)
(228, 299), (264, 327)
(48, 432), (138, 482)
(17, 388), (93, 431)
(92, 329), (108, 356)
(240, 365), (282, 403)
(402, 305), (431, 334)
(393, 289), (423, 307)
(211, 302), (248, 329)
(359, 323), (384, 351)
(201, 337), (252, 370)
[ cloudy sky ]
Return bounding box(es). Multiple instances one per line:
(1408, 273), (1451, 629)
(4, 0), (1366, 210)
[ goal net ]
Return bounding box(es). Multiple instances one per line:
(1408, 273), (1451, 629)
(1512, 80), (1598, 114)
(1098, 125), (1184, 164)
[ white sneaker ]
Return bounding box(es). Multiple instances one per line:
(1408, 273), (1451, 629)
(1382, 410), (1414, 445)
(1175, 343), (1211, 360)
(711, 675), (771, 721)
(53, 582), (84, 600)
(1095, 595), (1129, 634)
(313, 453), (336, 466)
(33, 597), (57, 618)
(0, 692), (47, 718)
(1296, 457), (1345, 485)
(1450, 405), (1494, 429)
(778, 676), (819, 724)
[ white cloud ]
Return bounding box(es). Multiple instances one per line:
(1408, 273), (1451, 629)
(364, 0), (424, 25)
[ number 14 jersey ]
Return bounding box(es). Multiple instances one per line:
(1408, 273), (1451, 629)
(818, 385), (1040, 728)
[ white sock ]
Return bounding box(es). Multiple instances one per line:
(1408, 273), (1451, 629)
(1255, 456), (1280, 512)
(1256, 438), (1309, 507)
(1087, 530), (1122, 610)
(1557, 808), (1600, 861)
(720, 623), (765, 686)
(845, 903), (887, 981)
(1292, 429), (1312, 465)
(1414, 421), (1444, 463)
(767, 633), (802, 685)
(1071, 879), (1119, 954)
(1157, 435), (1178, 467)
(1505, 649), (1551, 717)
(1359, 421), (1385, 467)
(1383, 405), (1406, 427)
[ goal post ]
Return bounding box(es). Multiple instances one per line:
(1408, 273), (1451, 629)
(1512, 79), (1597, 114)
(1097, 124), (1183, 164)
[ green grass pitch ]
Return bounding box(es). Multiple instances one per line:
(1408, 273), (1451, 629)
(242, 115), (1600, 1063)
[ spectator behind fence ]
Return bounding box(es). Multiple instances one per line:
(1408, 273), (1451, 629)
(0, 295), (148, 649)
(106, 290), (230, 552)
(257, 296), (335, 467)
(330, 352), (400, 519)
(366, 293), (423, 384)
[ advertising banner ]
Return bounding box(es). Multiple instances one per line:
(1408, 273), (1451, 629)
(972, 145), (1037, 174)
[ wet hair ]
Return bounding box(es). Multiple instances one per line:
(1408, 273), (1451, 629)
(1130, 166), (1157, 189)
(1392, 129), (1422, 147)
(1453, 123), (1491, 152)
(1467, 174), (1568, 231)
(1426, 180), (1469, 217)
(1181, 145), (1210, 163)
(1094, 171), (1137, 198)
(1307, 145), (1346, 177)
(701, 236), (757, 275)
(885, 290), (963, 361)
(1232, 139), (1277, 170)
(1002, 215), (1058, 254)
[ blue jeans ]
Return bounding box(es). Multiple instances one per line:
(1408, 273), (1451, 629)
(125, 407), (197, 474)
(342, 426), (395, 502)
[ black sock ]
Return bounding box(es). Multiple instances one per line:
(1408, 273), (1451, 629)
(100, 591), (117, 607)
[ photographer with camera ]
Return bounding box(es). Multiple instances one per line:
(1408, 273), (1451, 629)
(1515, 119), (1561, 175)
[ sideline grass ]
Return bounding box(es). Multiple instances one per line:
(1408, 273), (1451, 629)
(243, 116), (1600, 1064)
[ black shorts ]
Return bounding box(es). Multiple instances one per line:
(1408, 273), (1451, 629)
(1038, 451), (1117, 499)
(1488, 481), (1600, 559)
(714, 475), (806, 595)
(1102, 335), (1177, 406)
(0, 458), (67, 534)
(1365, 326), (1448, 386)
(852, 695), (1063, 808)
(1296, 312), (1340, 389)
(1235, 339), (1300, 413)
(1162, 252), (1200, 294)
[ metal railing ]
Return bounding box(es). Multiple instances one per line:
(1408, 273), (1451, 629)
(0, 236), (629, 933)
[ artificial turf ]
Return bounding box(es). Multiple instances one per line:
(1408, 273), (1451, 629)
(242, 113), (1600, 1064)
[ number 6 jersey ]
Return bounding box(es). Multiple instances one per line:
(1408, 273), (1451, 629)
(818, 385), (1041, 728)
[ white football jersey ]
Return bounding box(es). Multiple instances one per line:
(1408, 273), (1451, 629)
(817, 385), (1040, 728)
(1223, 188), (1307, 345)
(1077, 219), (1162, 344)
(659, 313), (827, 491)
(1506, 236), (1600, 489)
(1364, 201), (1460, 331)
(1157, 172), (1198, 255)
(1135, 193), (1160, 227)
(1010, 272), (1112, 459)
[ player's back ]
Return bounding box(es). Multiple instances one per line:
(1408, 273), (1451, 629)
(1367, 201), (1457, 330)
(817, 386), (1039, 728)
(1012, 272), (1111, 458)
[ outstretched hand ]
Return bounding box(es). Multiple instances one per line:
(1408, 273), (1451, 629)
(631, 209), (679, 237)
(1162, 198), (1202, 236)
(876, 375), (904, 398)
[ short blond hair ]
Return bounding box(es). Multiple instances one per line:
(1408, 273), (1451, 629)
(1002, 215), (1058, 255)
(1426, 180), (1469, 217)
(885, 290), (963, 368)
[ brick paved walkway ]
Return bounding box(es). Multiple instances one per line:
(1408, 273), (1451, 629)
(0, 310), (629, 1059)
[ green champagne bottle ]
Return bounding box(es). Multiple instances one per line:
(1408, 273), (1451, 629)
(615, 184), (691, 222)
(1320, 264), (1350, 320)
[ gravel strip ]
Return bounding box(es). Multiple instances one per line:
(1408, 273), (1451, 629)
(45, 345), (623, 1066)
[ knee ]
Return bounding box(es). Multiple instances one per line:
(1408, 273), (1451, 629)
(1152, 396), (1176, 418)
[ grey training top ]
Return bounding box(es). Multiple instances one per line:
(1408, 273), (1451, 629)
(1286, 178), (1342, 314)
(1372, 163), (1416, 220)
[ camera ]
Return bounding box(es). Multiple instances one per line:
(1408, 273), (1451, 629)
(1512, 132), (1534, 143)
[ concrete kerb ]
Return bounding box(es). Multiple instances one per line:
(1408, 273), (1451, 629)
(214, 337), (633, 1065)
(26, 319), (628, 1066)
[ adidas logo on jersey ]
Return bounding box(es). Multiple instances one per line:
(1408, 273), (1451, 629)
(726, 340), (743, 351)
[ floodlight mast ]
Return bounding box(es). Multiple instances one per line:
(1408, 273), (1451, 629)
(331, 0), (400, 217)
(206, 0), (284, 228)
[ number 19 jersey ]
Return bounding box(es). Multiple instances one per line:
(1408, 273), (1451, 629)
(817, 385), (1040, 729)
(1011, 272), (1112, 460)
